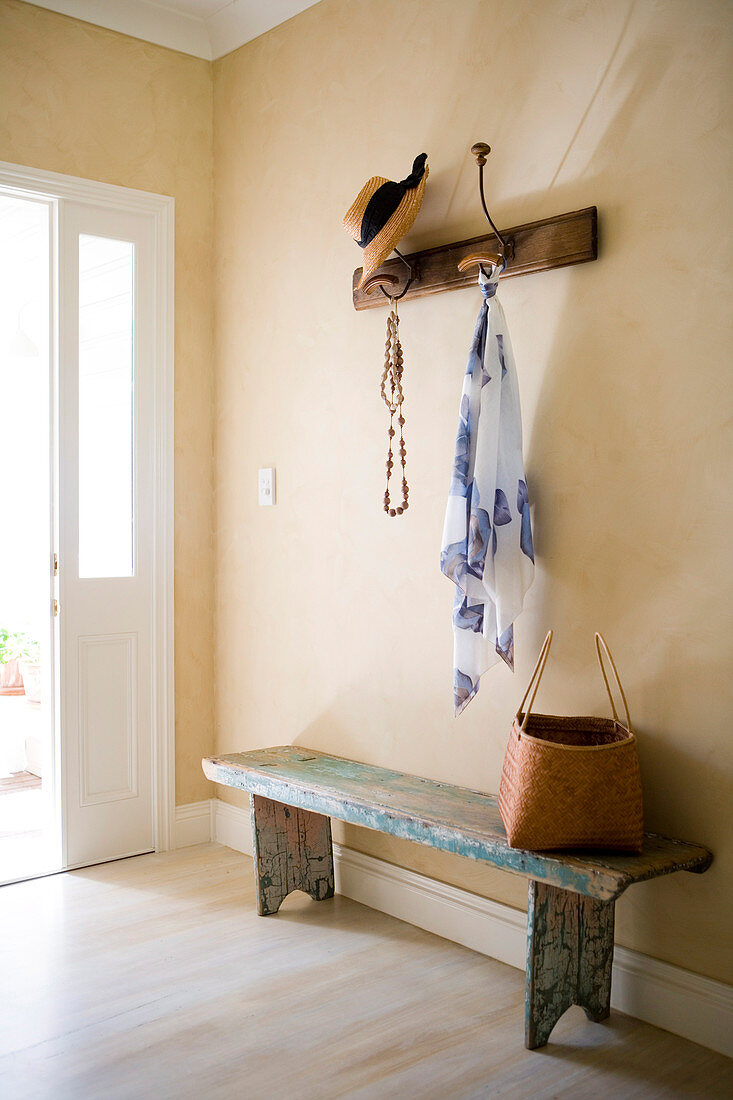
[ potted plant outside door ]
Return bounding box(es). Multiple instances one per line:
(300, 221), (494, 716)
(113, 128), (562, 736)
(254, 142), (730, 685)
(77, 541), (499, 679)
(0, 628), (28, 695)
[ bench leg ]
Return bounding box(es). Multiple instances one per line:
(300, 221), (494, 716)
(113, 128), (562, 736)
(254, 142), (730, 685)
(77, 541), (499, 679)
(250, 795), (334, 916)
(525, 880), (614, 1049)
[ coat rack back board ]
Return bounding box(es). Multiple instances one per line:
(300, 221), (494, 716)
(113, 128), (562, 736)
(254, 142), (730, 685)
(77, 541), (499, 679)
(352, 206), (597, 310)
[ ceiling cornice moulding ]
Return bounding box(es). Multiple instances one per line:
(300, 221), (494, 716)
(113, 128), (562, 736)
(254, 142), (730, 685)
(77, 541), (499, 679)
(23, 0), (323, 61)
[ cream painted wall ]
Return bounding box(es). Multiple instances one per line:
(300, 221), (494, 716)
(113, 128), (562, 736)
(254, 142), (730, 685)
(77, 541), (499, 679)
(213, 0), (732, 983)
(0, 0), (215, 804)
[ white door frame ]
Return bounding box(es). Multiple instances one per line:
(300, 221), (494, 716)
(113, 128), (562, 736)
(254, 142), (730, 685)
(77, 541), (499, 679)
(0, 160), (175, 853)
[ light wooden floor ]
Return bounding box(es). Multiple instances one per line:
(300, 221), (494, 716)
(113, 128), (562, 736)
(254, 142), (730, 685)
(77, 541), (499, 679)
(0, 845), (730, 1099)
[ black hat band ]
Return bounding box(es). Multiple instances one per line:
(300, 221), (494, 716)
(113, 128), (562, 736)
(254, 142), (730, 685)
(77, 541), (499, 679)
(357, 154), (428, 249)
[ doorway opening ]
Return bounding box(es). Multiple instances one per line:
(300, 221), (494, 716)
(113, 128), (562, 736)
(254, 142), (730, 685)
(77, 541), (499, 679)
(0, 162), (175, 884)
(0, 192), (59, 885)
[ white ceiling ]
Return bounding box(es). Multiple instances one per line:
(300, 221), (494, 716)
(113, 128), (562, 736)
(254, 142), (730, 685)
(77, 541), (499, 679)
(154, 1), (231, 16)
(26, 0), (323, 60)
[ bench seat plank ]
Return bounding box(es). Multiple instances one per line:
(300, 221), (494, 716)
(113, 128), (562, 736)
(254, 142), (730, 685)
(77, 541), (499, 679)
(203, 746), (711, 902)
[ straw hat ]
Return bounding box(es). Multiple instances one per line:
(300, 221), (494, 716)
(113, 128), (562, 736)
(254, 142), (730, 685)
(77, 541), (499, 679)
(344, 153), (428, 289)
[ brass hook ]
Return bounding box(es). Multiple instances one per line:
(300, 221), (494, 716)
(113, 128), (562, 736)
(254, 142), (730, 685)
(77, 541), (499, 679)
(469, 142), (514, 263)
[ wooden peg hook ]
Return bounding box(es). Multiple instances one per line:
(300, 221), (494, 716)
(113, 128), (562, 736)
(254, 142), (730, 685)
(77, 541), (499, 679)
(457, 251), (506, 276)
(362, 273), (401, 296)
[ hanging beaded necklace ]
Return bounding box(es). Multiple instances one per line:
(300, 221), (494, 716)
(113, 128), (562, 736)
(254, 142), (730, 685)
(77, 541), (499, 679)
(381, 300), (409, 516)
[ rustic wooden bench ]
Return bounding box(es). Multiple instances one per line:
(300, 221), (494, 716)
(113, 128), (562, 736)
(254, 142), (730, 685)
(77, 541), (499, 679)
(202, 746), (712, 1049)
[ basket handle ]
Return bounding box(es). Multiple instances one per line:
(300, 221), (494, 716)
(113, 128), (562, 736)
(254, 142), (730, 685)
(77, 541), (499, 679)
(516, 630), (553, 731)
(595, 632), (632, 731)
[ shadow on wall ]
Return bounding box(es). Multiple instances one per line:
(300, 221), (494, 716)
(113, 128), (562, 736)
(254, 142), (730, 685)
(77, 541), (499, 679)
(522, 26), (728, 956)
(526, 22), (690, 623)
(525, 23), (714, 693)
(406, 0), (639, 251)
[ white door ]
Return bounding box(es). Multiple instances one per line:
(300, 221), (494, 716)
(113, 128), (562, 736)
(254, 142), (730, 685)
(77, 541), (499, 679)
(59, 201), (157, 867)
(0, 160), (174, 878)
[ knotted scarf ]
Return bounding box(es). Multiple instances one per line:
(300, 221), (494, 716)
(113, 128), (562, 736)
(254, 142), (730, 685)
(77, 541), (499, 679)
(440, 268), (535, 715)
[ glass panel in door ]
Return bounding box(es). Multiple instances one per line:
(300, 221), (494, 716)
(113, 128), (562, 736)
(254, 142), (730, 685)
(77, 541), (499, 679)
(78, 235), (134, 579)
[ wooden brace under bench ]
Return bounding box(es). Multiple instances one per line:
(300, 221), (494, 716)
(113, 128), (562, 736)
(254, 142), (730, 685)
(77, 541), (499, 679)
(202, 747), (712, 1049)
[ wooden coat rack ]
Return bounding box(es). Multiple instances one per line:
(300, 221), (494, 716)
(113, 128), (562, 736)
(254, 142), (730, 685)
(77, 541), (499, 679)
(352, 143), (598, 310)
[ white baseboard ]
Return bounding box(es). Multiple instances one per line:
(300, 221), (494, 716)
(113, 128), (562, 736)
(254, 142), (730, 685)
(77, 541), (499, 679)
(610, 945), (732, 1058)
(174, 799), (215, 849)
(175, 798), (732, 1057)
(213, 797), (251, 853)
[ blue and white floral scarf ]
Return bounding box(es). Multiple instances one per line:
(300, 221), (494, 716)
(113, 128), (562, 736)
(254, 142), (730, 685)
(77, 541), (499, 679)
(441, 268), (535, 715)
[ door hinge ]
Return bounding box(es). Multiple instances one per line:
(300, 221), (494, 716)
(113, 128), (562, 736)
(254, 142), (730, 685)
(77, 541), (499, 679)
(53, 598), (60, 617)
(53, 553), (58, 576)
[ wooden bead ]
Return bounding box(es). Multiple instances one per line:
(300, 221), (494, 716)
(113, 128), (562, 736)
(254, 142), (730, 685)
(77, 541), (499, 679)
(396, 506), (403, 515)
(389, 508), (396, 516)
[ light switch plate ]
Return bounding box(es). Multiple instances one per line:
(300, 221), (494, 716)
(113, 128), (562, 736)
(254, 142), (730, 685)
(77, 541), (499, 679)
(258, 467), (276, 506)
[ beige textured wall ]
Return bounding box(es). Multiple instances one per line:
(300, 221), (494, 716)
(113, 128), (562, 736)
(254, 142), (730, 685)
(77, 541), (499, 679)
(213, 0), (732, 982)
(0, 0), (215, 803)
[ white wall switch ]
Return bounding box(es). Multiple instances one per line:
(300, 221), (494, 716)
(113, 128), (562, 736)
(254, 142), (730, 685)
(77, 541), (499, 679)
(258, 467), (276, 506)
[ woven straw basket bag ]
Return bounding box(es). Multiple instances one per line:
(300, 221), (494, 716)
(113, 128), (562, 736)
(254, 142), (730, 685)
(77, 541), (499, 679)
(499, 631), (644, 853)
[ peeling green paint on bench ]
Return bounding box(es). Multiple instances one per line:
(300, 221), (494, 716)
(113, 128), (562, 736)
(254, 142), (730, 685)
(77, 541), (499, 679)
(203, 746), (712, 903)
(250, 794), (334, 915)
(525, 881), (615, 1048)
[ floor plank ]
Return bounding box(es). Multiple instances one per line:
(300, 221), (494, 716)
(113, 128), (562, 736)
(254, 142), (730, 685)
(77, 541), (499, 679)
(0, 844), (729, 1099)
(0, 771), (42, 795)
